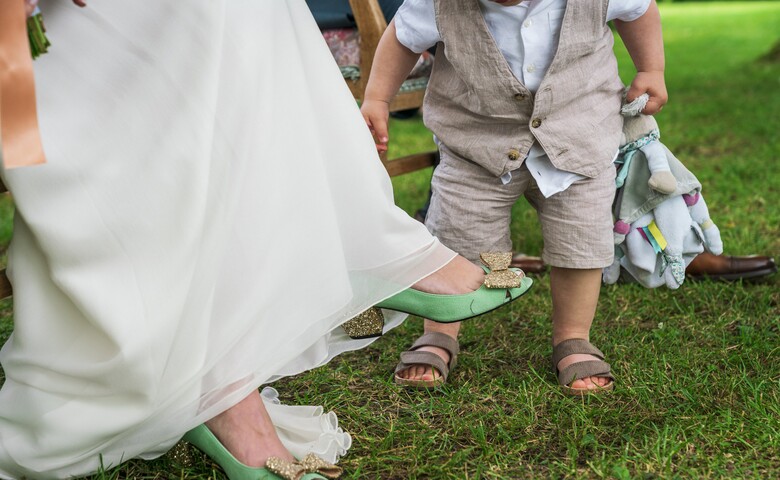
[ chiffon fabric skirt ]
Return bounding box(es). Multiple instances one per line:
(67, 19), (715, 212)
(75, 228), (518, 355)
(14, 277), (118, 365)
(0, 1), (454, 478)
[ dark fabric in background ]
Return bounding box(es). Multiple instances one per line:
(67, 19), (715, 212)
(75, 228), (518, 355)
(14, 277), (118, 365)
(305, 0), (403, 28)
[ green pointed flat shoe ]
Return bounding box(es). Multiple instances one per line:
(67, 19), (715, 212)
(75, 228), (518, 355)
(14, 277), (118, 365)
(183, 424), (335, 480)
(183, 425), (282, 479)
(376, 257), (533, 323)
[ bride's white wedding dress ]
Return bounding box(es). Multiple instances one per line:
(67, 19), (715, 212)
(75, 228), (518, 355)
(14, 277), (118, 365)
(0, 1), (454, 478)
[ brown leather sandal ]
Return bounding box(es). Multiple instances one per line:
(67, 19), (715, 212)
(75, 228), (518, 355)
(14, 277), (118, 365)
(552, 338), (615, 395)
(394, 332), (459, 388)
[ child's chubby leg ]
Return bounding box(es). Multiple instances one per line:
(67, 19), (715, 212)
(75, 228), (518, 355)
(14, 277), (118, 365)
(526, 162), (617, 392)
(396, 146), (529, 385)
(550, 267), (611, 389)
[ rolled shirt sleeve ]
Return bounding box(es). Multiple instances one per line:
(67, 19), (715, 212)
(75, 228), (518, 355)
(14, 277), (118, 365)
(394, 0), (441, 53)
(608, 0), (653, 22)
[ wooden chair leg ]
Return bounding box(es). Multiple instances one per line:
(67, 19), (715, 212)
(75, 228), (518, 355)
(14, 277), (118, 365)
(382, 150), (439, 177)
(0, 179), (10, 298)
(0, 269), (12, 299)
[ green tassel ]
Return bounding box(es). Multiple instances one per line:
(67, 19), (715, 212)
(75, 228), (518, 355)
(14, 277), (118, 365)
(27, 13), (51, 59)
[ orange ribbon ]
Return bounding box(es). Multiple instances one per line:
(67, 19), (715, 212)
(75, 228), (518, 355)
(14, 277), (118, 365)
(0, 0), (47, 169)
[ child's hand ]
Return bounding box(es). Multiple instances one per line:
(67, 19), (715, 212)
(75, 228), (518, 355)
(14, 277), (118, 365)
(360, 99), (391, 153)
(26, 0), (86, 16)
(24, 0), (38, 17)
(626, 71), (668, 115)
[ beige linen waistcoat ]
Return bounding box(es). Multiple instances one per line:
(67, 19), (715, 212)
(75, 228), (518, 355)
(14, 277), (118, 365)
(424, 0), (625, 178)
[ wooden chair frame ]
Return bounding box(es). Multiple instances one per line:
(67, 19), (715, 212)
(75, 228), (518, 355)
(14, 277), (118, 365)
(346, 0), (438, 177)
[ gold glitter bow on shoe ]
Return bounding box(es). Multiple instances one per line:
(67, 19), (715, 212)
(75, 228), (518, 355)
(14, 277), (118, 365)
(266, 453), (342, 480)
(341, 307), (384, 339)
(480, 252), (524, 288)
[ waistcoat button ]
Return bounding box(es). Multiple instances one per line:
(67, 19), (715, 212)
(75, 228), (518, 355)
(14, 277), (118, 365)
(531, 118), (542, 128)
(513, 92), (527, 101)
(507, 149), (521, 161)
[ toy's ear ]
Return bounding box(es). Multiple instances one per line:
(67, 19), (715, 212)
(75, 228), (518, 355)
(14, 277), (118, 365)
(621, 92), (649, 117)
(622, 114), (658, 143)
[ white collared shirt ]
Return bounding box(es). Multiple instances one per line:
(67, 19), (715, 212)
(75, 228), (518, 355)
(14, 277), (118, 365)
(396, 0), (651, 196)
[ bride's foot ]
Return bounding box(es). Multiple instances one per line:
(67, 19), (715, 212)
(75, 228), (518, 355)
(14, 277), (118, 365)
(205, 390), (294, 467)
(185, 393), (340, 479)
(376, 254), (533, 324)
(411, 255), (485, 295)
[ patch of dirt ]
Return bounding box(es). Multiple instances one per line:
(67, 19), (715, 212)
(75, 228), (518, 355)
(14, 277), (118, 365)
(758, 40), (780, 63)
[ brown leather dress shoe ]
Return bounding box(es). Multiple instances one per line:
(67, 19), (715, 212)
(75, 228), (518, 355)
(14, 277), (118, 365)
(510, 253), (547, 274)
(685, 252), (777, 281)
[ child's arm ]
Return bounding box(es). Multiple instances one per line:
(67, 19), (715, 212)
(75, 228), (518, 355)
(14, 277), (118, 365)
(614, 0), (667, 115)
(360, 19), (421, 153)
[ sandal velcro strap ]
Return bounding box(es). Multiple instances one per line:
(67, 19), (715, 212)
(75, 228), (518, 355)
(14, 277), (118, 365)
(396, 351), (452, 382)
(552, 338), (615, 390)
(551, 338), (605, 368)
(410, 332), (460, 357)
(557, 359), (614, 386)
(394, 332), (459, 384)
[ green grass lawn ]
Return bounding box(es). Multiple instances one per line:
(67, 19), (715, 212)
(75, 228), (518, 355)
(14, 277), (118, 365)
(1, 2), (779, 479)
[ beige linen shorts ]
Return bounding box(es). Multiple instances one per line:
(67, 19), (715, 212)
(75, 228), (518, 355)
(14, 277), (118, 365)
(425, 145), (616, 269)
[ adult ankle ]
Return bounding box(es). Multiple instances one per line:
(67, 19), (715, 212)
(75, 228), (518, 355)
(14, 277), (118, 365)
(412, 256), (484, 295)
